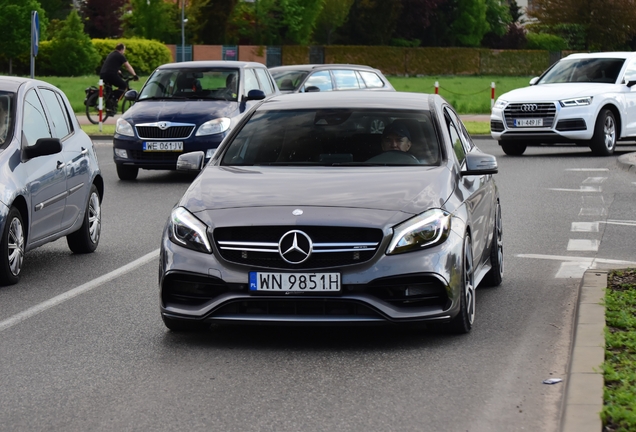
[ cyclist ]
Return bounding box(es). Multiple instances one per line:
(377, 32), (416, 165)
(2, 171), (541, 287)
(99, 43), (138, 114)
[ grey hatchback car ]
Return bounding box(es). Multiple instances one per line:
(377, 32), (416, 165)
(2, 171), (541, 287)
(0, 77), (103, 285)
(269, 64), (394, 93)
(159, 92), (503, 334)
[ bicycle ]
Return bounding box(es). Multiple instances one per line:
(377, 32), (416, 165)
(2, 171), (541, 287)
(84, 75), (136, 124)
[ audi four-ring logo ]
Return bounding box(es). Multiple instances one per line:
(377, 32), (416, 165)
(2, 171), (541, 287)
(278, 230), (313, 264)
(520, 104), (538, 112)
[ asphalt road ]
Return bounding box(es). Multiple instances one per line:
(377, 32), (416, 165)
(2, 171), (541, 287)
(1, 139), (635, 432)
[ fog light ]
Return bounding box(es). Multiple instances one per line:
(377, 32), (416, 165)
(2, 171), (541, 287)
(206, 148), (216, 159)
(114, 148), (128, 159)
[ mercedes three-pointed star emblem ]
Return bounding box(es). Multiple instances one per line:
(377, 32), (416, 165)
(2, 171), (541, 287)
(278, 230), (313, 264)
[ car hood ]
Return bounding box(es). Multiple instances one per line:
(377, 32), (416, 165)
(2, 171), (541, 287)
(181, 165), (455, 222)
(500, 82), (623, 102)
(123, 100), (239, 124)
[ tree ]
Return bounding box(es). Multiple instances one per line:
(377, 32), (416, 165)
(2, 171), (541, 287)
(528, 0), (636, 50)
(48, 9), (100, 76)
(450, 0), (489, 47)
(122, 0), (181, 43)
(79, 0), (126, 39)
(0, 0), (48, 75)
(314, 0), (354, 45)
(393, 0), (447, 44)
(188, 0), (238, 45)
(39, 0), (73, 21)
(338, 0), (403, 45)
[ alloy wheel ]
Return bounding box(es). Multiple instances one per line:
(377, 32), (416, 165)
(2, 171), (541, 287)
(88, 192), (101, 244)
(8, 217), (24, 277)
(464, 237), (475, 325)
(604, 115), (616, 151)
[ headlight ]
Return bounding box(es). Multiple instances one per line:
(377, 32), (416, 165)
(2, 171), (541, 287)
(168, 207), (212, 254)
(386, 209), (451, 255)
(196, 117), (231, 136)
(493, 99), (507, 110)
(559, 97), (593, 107)
(115, 118), (135, 137)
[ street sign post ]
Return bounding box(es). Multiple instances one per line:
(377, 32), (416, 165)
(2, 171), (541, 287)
(31, 11), (39, 79)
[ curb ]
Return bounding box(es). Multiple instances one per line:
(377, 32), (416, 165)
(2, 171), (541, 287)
(617, 152), (636, 173)
(560, 269), (606, 432)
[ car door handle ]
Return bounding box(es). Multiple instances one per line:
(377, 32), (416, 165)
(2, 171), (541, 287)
(56, 161), (66, 170)
(81, 147), (88, 155)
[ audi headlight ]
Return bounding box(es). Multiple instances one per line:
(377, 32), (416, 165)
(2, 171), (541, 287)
(559, 97), (593, 107)
(387, 209), (451, 255)
(196, 117), (231, 136)
(116, 118), (134, 137)
(168, 207), (212, 254)
(493, 99), (508, 110)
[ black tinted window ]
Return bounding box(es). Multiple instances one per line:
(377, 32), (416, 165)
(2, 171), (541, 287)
(540, 58), (625, 84)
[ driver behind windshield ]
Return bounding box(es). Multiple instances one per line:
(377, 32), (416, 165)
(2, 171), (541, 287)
(381, 121), (412, 152)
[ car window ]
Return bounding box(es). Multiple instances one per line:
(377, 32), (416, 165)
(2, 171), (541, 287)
(623, 58), (636, 82)
(271, 70), (308, 91)
(446, 107), (474, 152)
(39, 88), (71, 139)
(303, 71), (333, 92)
(539, 58), (626, 84)
(445, 112), (465, 165)
(139, 68), (240, 101)
(333, 70), (362, 90)
(359, 71), (385, 88)
(0, 91), (15, 147)
(255, 68), (275, 95)
(23, 89), (52, 147)
(220, 108), (441, 166)
(244, 69), (260, 94)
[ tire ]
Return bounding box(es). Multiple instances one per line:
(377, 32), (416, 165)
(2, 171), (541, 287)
(67, 185), (101, 254)
(85, 92), (110, 125)
(447, 235), (475, 334)
(500, 140), (526, 156)
(482, 201), (503, 287)
(162, 315), (207, 332)
(0, 207), (25, 286)
(116, 164), (139, 181)
(589, 109), (617, 156)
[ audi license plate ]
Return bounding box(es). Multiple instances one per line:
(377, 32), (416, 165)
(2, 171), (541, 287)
(143, 141), (183, 151)
(514, 118), (543, 127)
(249, 272), (341, 292)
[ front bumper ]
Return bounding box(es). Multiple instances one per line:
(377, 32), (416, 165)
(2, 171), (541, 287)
(158, 227), (465, 325)
(490, 103), (597, 143)
(113, 133), (225, 170)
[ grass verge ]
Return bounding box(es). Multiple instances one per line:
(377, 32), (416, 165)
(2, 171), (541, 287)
(81, 124), (115, 136)
(603, 268), (636, 432)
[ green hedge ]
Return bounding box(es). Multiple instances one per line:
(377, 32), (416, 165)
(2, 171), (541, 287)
(326, 46), (407, 75)
(282, 46), (310, 65)
(92, 38), (172, 75)
(479, 49), (550, 76)
(406, 48), (480, 75)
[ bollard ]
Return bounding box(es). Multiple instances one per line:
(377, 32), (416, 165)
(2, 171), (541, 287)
(491, 82), (495, 109)
(435, 81), (439, 95)
(98, 79), (103, 132)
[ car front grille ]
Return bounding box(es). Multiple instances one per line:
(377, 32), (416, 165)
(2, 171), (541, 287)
(136, 125), (195, 139)
(504, 103), (556, 128)
(128, 150), (182, 162)
(213, 226), (383, 270)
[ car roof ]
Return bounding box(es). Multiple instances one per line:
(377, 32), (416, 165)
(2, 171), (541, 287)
(564, 52), (636, 60)
(269, 64), (381, 72)
(157, 60), (268, 70)
(0, 76), (53, 92)
(259, 91), (433, 111)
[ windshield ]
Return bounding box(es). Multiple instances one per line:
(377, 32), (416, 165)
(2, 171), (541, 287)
(220, 108), (440, 166)
(539, 58), (625, 84)
(0, 91), (15, 147)
(271, 70), (308, 91)
(138, 68), (240, 101)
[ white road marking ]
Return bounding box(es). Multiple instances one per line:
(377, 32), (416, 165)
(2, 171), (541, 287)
(548, 186), (601, 192)
(567, 239), (599, 252)
(565, 168), (609, 172)
(579, 208), (606, 216)
(0, 249), (160, 334)
(571, 222), (599, 232)
(582, 177), (607, 184)
(579, 195), (606, 216)
(517, 253), (636, 266)
(555, 262), (590, 279)
(601, 220), (636, 227)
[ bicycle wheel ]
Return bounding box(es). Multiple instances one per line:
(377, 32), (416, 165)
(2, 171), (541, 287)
(85, 93), (110, 125)
(121, 98), (132, 115)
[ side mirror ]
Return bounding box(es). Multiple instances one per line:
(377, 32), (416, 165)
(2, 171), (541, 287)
(245, 89), (266, 101)
(305, 86), (320, 92)
(23, 138), (62, 160)
(124, 90), (138, 101)
(462, 151), (498, 176)
(177, 151), (205, 172)
(529, 77), (539, 86)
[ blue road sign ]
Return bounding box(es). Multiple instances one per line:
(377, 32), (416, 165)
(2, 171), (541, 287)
(32, 11), (39, 57)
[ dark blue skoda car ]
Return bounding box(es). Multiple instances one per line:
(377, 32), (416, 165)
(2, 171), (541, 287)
(113, 61), (279, 180)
